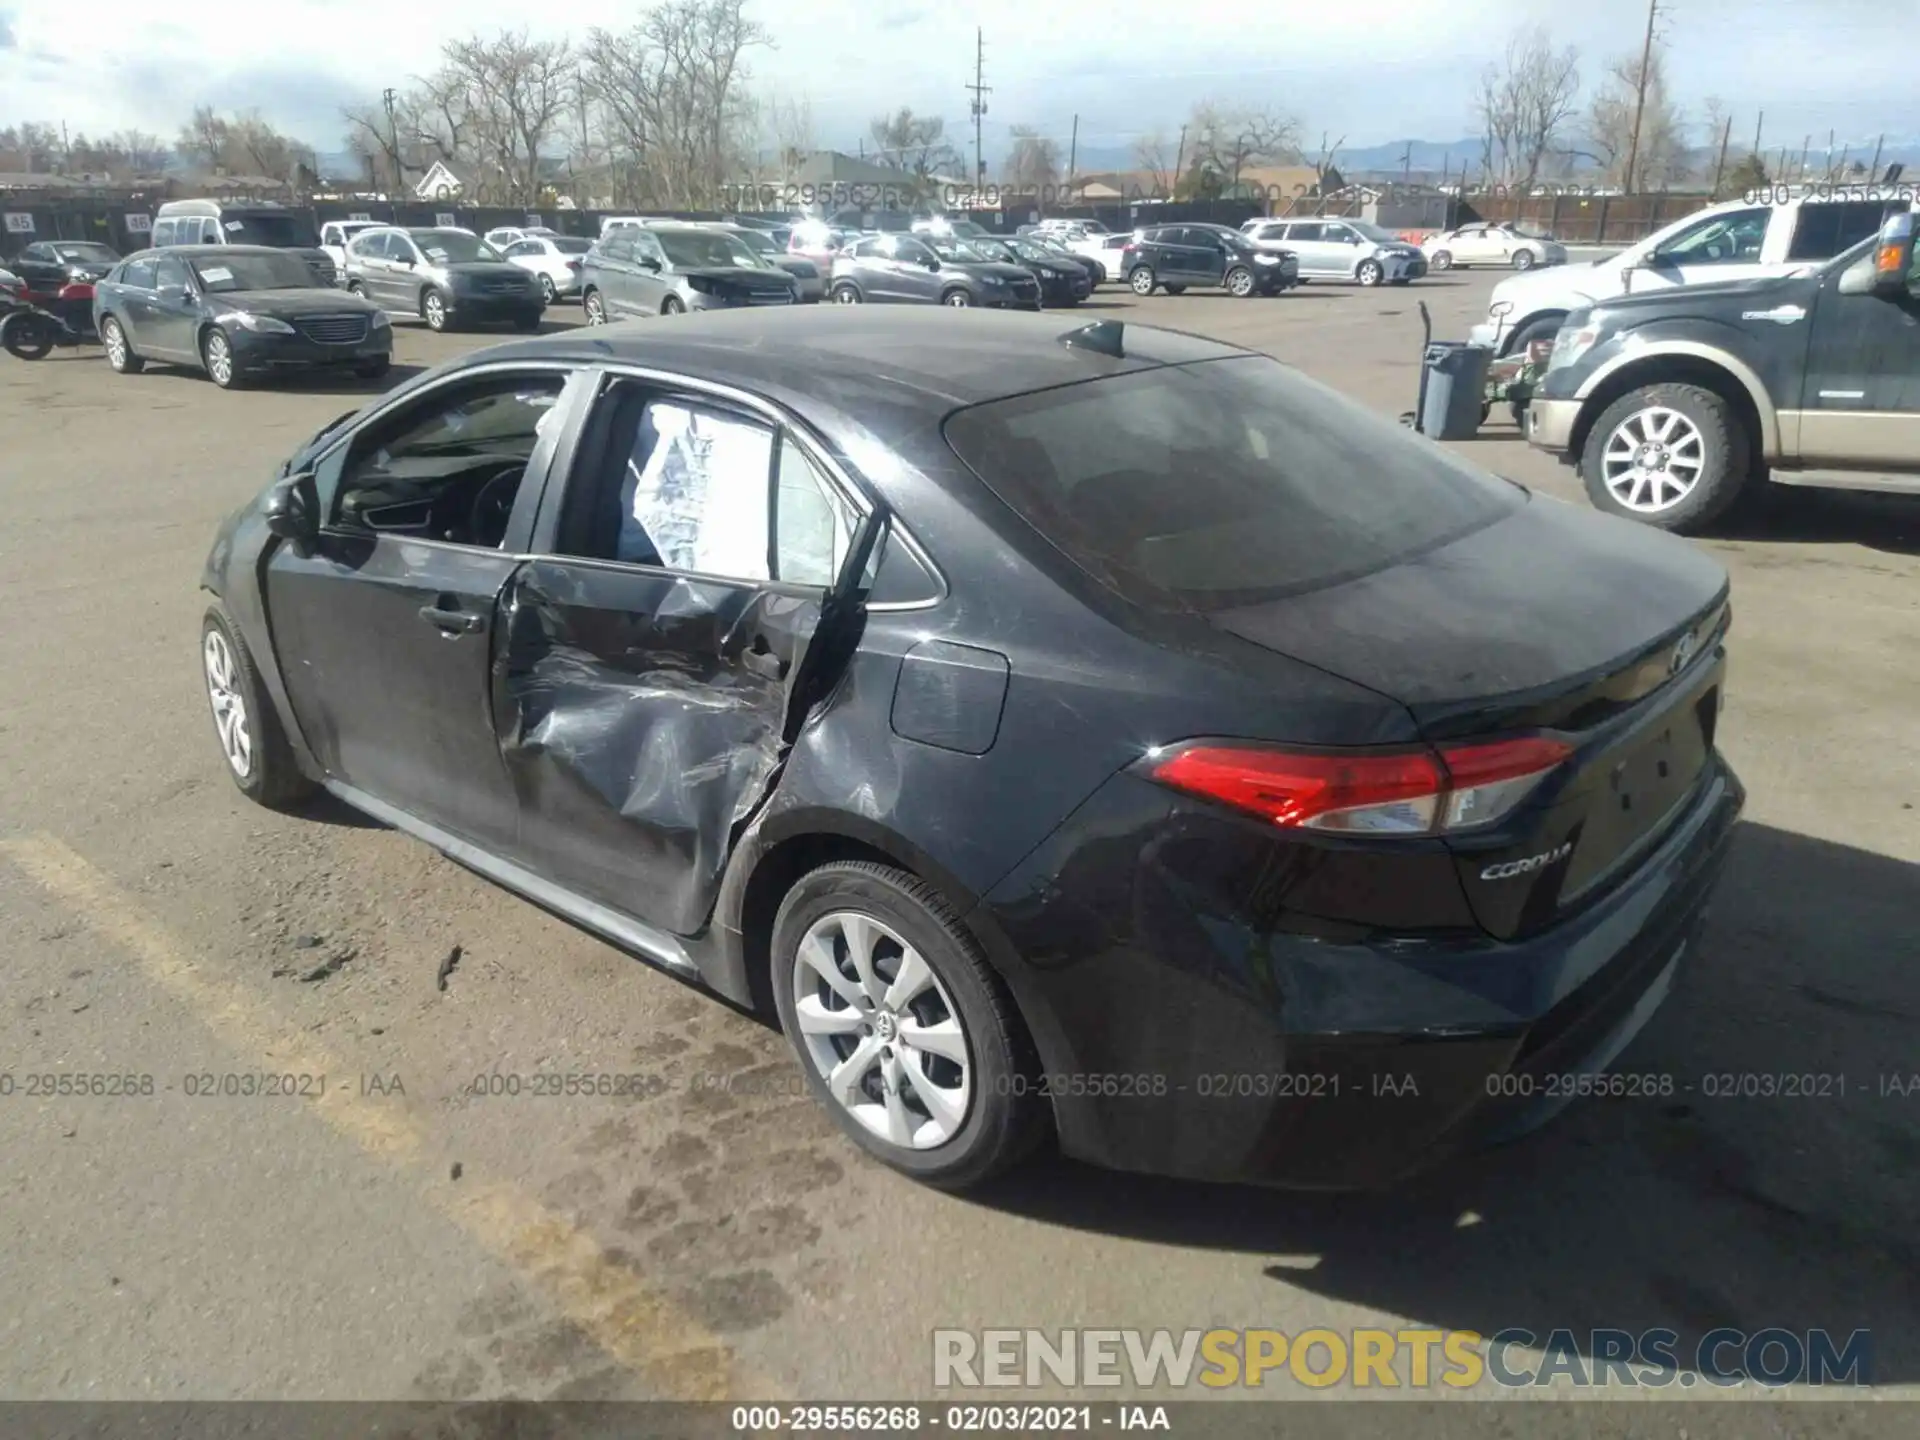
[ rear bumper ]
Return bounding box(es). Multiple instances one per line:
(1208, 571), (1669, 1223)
(980, 755), (1745, 1189)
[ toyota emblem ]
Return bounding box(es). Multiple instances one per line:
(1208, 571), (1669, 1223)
(1669, 631), (1697, 676)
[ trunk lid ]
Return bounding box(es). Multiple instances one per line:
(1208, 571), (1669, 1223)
(1208, 497), (1730, 938)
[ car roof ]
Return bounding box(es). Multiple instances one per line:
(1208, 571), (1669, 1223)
(463, 308), (1251, 412)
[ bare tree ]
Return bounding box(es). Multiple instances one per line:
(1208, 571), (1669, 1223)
(1186, 103), (1301, 192)
(868, 107), (961, 191)
(438, 32), (575, 203)
(767, 94), (815, 181)
(1003, 126), (1060, 191)
(176, 106), (230, 172)
(1587, 45), (1685, 190)
(579, 0), (768, 208)
(1132, 130), (1175, 197)
(1475, 26), (1581, 190)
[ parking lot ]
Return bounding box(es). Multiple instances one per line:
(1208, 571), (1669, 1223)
(2, 270), (1917, 1406)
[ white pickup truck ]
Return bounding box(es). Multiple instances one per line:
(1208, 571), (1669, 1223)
(1471, 193), (1911, 356)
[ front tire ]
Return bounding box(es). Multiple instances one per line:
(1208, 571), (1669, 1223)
(201, 607), (315, 809)
(830, 282), (862, 304)
(660, 295), (684, 316)
(102, 316), (143, 373)
(1224, 266), (1255, 298)
(201, 328), (243, 388)
(1128, 265), (1156, 296)
(539, 274), (557, 304)
(1356, 259), (1384, 287)
(1512, 249), (1537, 271)
(772, 861), (1044, 1190)
(1580, 383), (1751, 534)
(346, 280), (367, 299)
(1430, 250), (1453, 271)
(941, 287), (974, 307)
(421, 289), (450, 332)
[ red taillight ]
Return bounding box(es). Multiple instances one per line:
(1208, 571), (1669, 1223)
(1150, 737), (1571, 836)
(567, 260), (582, 270)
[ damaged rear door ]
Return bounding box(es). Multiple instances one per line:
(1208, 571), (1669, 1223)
(500, 374), (869, 936)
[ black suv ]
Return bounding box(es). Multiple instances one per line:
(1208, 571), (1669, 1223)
(1121, 224), (1299, 298)
(1528, 210), (1919, 532)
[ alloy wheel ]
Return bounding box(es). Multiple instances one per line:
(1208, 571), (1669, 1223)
(584, 292), (606, 324)
(832, 285), (861, 304)
(1431, 250), (1453, 271)
(203, 630), (252, 778)
(424, 292), (447, 330)
(203, 331), (234, 386)
(790, 911), (972, 1150)
(943, 290), (972, 307)
(1226, 267), (1254, 297)
(1358, 260), (1383, 286)
(1129, 267), (1155, 296)
(103, 319), (127, 369)
(1601, 406), (1707, 513)
(1513, 250), (1536, 270)
(540, 275), (557, 304)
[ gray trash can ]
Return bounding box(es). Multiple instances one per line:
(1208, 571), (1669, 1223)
(1418, 341), (1492, 440)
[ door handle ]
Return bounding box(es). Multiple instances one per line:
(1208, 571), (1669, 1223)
(419, 603), (484, 635)
(743, 641), (788, 680)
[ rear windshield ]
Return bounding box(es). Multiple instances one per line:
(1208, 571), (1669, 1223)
(217, 212), (320, 248)
(943, 356), (1523, 609)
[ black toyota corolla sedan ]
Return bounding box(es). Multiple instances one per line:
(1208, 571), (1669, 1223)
(198, 309), (1742, 1190)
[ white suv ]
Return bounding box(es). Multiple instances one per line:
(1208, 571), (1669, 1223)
(1242, 217), (1427, 285)
(1471, 195), (1907, 356)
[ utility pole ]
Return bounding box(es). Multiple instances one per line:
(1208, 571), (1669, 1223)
(1796, 135), (1810, 182)
(1621, 0), (1661, 194)
(1400, 141), (1413, 186)
(1067, 114), (1078, 187)
(1869, 134), (1885, 179)
(382, 87), (401, 192)
(1710, 114), (1732, 196)
(1171, 123), (1188, 198)
(1751, 110), (1763, 164)
(966, 29), (991, 195)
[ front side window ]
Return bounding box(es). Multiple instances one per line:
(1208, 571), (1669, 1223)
(326, 374), (567, 545)
(891, 238), (939, 266)
(153, 256), (189, 292)
(944, 355), (1521, 610)
(1654, 207), (1768, 266)
(120, 257), (158, 289)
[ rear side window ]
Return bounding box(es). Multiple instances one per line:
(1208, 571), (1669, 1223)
(1787, 201), (1901, 261)
(943, 356), (1522, 609)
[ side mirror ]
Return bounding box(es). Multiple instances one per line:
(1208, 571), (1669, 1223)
(925, 258), (941, 271)
(263, 472), (320, 556)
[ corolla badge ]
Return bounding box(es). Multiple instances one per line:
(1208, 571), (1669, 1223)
(1481, 842), (1574, 881)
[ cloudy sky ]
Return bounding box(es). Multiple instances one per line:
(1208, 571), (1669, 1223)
(0, 0), (1910, 164)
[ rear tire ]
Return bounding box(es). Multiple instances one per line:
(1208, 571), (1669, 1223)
(101, 315), (143, 373)
(201, 606), (315, 810)
(1579, 382), (1751, 534)
(582, 289), (607, 324)
(830, 282), (862, 304)
(2, 312), (56, 360)
(772, 861), (1045, 1190)
(539, 274), (557, 304)
(1128, 266), (1156, 296)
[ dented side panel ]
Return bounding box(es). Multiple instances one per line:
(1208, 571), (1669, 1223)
(496, 558), (822, 937)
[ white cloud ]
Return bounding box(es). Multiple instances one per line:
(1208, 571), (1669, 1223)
(0, 0), (1909, 159)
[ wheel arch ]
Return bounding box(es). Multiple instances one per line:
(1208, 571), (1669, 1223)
(716, 809), (989, 1021)
(1569, 348), (1774, 465)
(1501, 308), (1568, 355)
